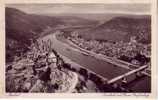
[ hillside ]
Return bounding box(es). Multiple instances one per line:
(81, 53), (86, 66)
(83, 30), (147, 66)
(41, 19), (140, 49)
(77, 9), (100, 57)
(5, 7), (98, 62)
(5, 7), (64, 62)
(5, 7), (64, 44)
(6, 7), (98, 44)
(77, 16), (151, 44)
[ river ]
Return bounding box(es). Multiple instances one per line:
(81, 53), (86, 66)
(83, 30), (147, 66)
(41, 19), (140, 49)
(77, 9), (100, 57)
(42, 33), (151, 92)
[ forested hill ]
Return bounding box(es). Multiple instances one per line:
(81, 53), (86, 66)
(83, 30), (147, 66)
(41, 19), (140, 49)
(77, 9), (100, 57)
(5, 7), (98, 62)
(5, 7), (64, 45)
(77, 16), (151, 44)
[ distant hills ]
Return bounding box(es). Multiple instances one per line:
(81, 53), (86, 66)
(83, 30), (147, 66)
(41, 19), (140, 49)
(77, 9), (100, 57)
(5, 7), (97, 62)
(5, 7), (97, 45)
(5, 7), (151, 62)
(77, 15), (151, 44)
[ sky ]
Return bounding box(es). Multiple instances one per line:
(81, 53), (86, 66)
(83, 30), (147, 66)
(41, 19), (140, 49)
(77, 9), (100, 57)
(6, 3), (151, 15)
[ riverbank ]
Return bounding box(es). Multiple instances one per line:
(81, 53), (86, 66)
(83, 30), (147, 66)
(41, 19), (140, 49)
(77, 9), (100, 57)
(56, 33), (150, 76)
(56, 34), (138, 69)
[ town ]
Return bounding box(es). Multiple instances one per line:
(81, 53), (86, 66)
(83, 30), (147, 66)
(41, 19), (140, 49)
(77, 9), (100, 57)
(67, 32), (150, 66)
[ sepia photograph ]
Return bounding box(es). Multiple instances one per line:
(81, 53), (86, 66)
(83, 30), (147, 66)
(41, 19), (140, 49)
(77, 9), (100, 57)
(5, 3), (151, 93)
